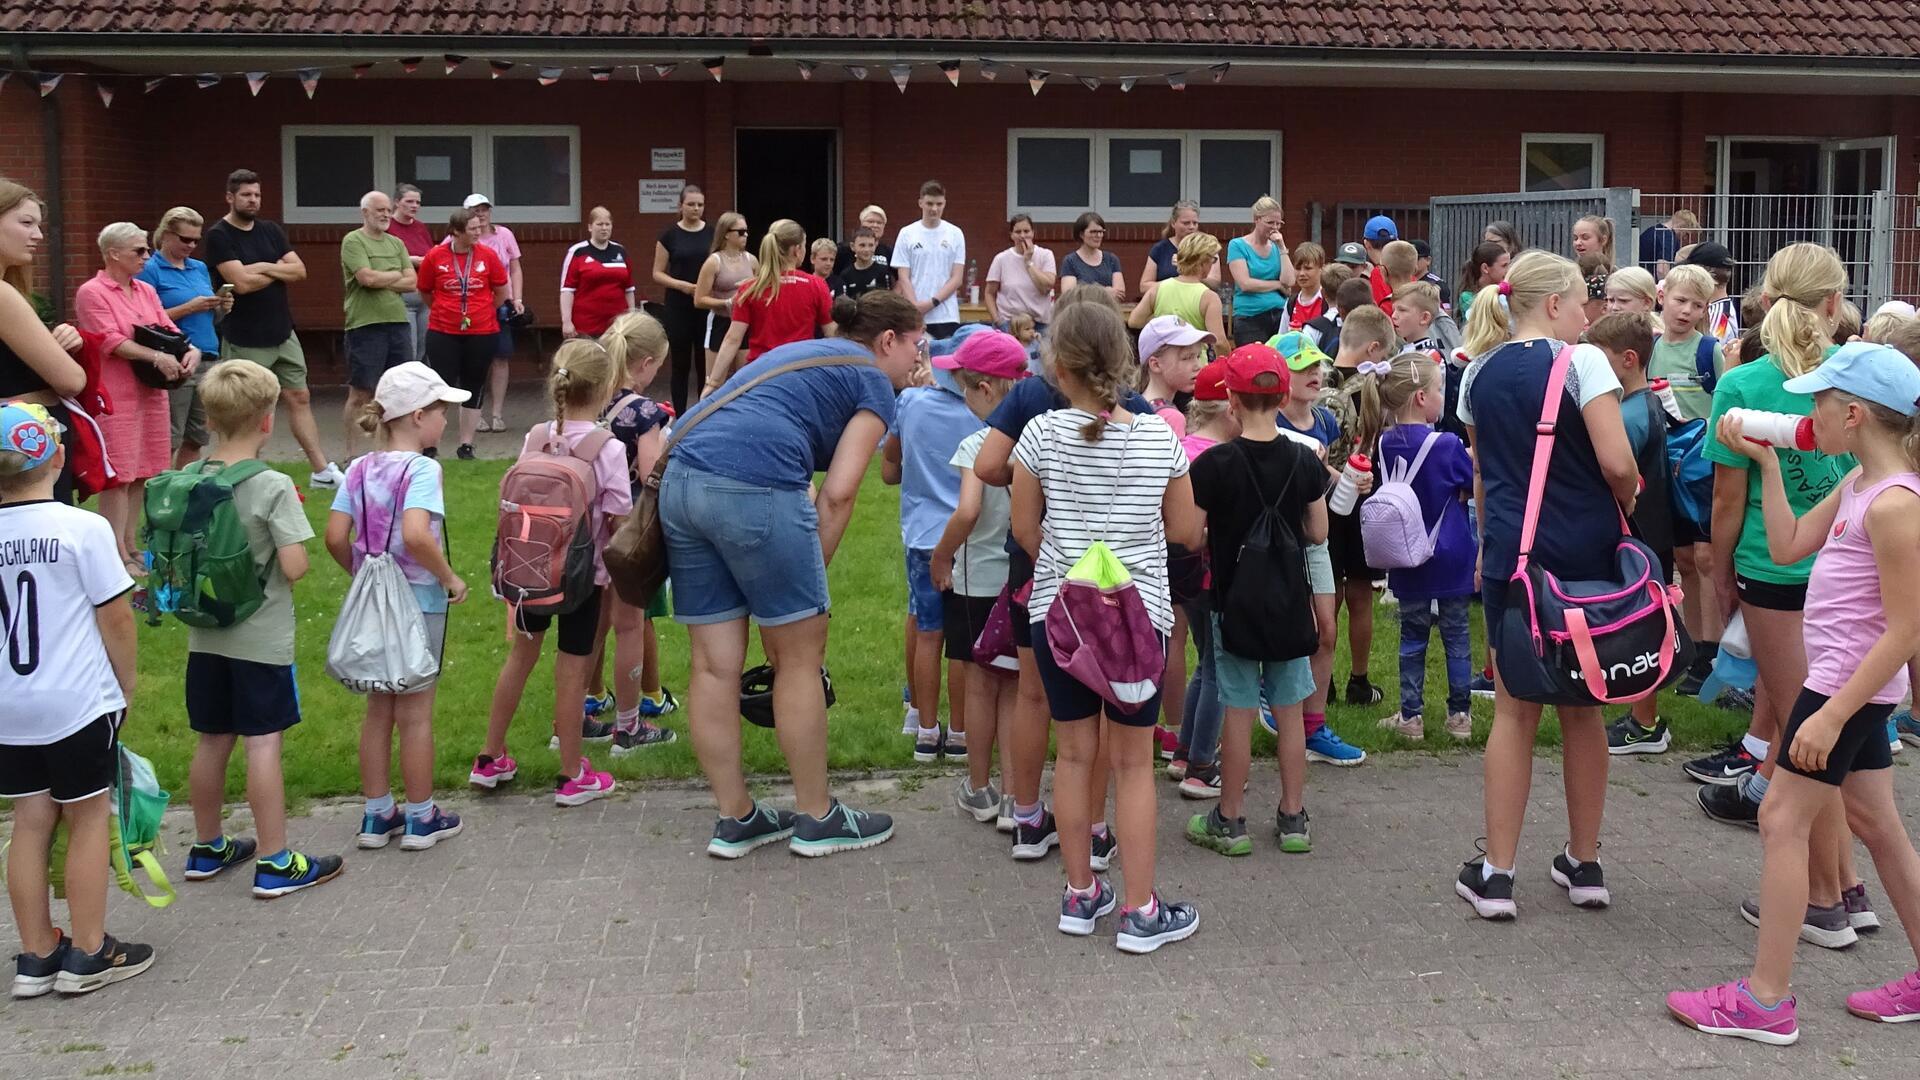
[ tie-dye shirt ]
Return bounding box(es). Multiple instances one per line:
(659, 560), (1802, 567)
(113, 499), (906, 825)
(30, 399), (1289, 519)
(330, 451), (448, 613)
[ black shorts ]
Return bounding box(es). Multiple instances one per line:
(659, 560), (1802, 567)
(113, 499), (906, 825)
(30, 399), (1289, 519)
(926, 322), (961, 341)
(942, 591), (997, 663)
(0, 712), (121, 803)
(1031, 622), (1165, 727)
(1674, 517), (1708, 547)
(514, 587), (604, 656)
(425, 330), (494, 405)
(1327, 509), (1379, 583)
(705, 311), (740, 352)
(1231, 308), (1284, 347)
(1007, 544), (1036, 649)
(1736, 574), (1807, 612)
(186, 653), (302, 736)
(1778, 687), (1895, 786)
(345, 323), (413, 391)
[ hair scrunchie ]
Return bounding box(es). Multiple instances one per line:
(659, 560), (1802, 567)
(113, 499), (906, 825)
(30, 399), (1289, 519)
(1496, 280), (1513, 296)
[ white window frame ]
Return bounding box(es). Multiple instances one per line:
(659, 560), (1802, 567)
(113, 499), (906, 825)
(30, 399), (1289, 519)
(280, 124), (582, 224)
(1520, 133), (1606, 193)
(1007, 128), (1283, 223)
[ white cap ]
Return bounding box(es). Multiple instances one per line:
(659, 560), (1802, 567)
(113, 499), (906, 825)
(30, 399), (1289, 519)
(1874, 299), (1917, 319)
(376, 361), (471, 420)
(462, 193), (493, 210)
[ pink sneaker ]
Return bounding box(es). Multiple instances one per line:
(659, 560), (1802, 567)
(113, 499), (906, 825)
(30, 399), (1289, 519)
(1847, 969), (1920, 1023)
(555, 758), (616, 806)
(1667, 979), (1798, 1045)
(468, 754), (518, 790)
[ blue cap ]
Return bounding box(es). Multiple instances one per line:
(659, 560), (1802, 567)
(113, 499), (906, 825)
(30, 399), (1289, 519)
(1363, 215), (1399, 243)
(1781, 341), (1920, 417)
(0, 402), (63, 472)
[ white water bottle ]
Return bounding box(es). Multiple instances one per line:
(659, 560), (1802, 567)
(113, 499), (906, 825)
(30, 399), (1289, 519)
(1726, 407), (1815, 451)
(1650, 378), (1684, 421)
(1328, 453), (1371, 516)
(1721, 610), (1752, 660)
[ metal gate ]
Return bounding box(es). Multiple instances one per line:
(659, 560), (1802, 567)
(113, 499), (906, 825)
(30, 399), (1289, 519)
(1427, 188), (1636, 293)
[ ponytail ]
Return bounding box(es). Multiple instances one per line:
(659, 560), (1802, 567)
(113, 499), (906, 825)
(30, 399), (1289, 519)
(1759, 242), (1847, 379)
(1461, 249), (1582, 359)
(831, 289), (922, 348)
(1345, 364), (1390, 457)
(1047, 303), (1134, 441)
(1458, 240), (1505, 299)
(740, 219), (806, 305)
(547, 337), (617, 428)
(599, 310), (668, 391)
(354, 400), (385, 437)
(1461, 283), (1512, 358)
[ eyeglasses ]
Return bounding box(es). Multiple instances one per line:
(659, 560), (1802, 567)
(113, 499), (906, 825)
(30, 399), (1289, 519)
(915, 336), (932, 360)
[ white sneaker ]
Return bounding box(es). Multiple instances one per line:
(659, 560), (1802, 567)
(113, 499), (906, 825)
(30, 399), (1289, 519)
(901, 705), (920, 736)
(309, 462), (345, 490)
(1379, 713), (1425, 741)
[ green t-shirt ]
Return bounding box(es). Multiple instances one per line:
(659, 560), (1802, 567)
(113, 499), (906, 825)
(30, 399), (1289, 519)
(1701, 353), (1855, 584)
(1648, 330), (1726, 421)
(340, 229), (410, 330)
(187, 463), (314, 665)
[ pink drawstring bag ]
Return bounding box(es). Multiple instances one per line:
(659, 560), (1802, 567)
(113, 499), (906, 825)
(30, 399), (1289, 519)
(971, 585), (1020, 675)
(1045, 541), (1165, 712)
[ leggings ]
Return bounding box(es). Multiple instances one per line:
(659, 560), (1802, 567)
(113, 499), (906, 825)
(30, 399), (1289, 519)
(425, 330), (494, 409)
(662, 302), (704, 415)
(1179, 595), (1225, 766)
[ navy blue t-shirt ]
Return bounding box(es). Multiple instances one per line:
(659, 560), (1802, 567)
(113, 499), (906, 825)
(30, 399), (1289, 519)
(986, 376), (1153, 553)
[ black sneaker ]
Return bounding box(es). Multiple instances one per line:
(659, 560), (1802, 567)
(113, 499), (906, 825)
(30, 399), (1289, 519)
(913, 726), (943, 763)
(1012, 810), (1059, 860)
(1470, 672), (1497, 699)
(1605, 715), (1671, 755)
(1089, 827), (1118, 873)
(1345, 674), (1384, 706)
(1683, 740), (1759, 785)
(790, 799), (895, 857)
(548, 715), (617, 749)
(1456, 853), (1517, 920)
(1549, 847), (1611, 908)
(610, 722), (676, 756)
(705, 802), (795, 859)
(183, 834), (258, 880)
(1697, 781), (1760, 828)
(12, 934), (69, 999)
(456, 443), (475, 460)
(1675, 668), (1708, 698)
(54, 935), (154, 995)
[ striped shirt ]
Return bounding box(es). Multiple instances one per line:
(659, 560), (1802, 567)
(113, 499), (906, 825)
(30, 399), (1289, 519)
(1013, 408), (1190, 633)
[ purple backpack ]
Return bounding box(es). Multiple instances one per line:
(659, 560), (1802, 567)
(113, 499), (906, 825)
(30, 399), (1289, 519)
(1360, 430), (1448, 570)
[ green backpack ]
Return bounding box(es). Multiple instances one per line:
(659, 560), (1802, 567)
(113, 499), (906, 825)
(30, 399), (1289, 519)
(142, 459), (272, 628)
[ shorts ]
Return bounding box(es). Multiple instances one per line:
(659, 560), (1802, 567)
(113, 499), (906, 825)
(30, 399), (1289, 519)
(421, 612), (447, 671)
(661, 458), (830, 627)
(926, 322), (960, 341)
(1328, 509), (1379, 583)
(1031, 622), (1166, 726)
(1007, 544), (1036, 649)
(0, 712), (121, 803)
(514, 587), (604, 657)
(1736, 574), (1808, 613)
(1778, 687), (1895, 786)
(645, 581), (672, 620)
(223, 332), (308, 391)
(942, 591), (997, 662)
(1231, 307), (1285, 347)
(495, 319), (515, 359)
(905, 548), (943, 632)
(345, 323), (414, 391)
(186, 653), (302, 736)
(169, 372), (208, 449)
(425, 330), (494, 406)
(1305, 540), (1335, 596)
(1210, 613), (1317, 709)
(1674, 516), (1708, 547)
(705, 311), (741, 352)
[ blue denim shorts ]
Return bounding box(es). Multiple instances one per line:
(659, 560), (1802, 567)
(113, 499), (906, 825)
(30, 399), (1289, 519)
(1304, 540), (1335, 596)
(905, 548), (944, 632)
(1210, 613), (1315, 710)
(660, 459), (830, 627)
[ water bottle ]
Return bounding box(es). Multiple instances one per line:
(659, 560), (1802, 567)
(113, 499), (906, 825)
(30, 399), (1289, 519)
(1725, 407), (1814, 451)
(1328, 453), (1371, 516)
(1721, 610), (1752, 660)
(966, 258), (979, 305)
(1650, 378), (1684, 421)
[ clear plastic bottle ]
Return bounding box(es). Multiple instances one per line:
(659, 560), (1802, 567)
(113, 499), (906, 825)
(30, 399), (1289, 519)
(1328, 453), (1371, 515)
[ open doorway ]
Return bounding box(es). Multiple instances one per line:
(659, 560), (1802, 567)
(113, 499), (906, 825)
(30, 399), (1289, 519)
(734, 129), (839, 252)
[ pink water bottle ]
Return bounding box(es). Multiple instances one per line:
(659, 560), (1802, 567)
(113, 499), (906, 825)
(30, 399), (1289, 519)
(1329, 453), (1371, 515)
(1650, 378), (1684, 421)
(1727, 407), (1815, 451)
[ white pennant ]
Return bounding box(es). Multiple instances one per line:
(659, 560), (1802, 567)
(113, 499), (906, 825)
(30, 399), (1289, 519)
(96, 81), (114, 108)
(37, 73), (64, 97)
(246, 71), (268, 96)
(979, 59), (1000, 81)
(889, 64), (912, 92)
(940, 61), (961, 87)
(1167, 71), (1187, 91)
(1210, 62), (1231, 83)
(1027, 69), (1048, 96)
(652, 63), (677, 78)
(845, 65), (868, 80)
(795, 60), (817, 81)
(1077, 76), (1100, 91)
(1119, 76), (1138, 93)
(537, 68), (564, 86)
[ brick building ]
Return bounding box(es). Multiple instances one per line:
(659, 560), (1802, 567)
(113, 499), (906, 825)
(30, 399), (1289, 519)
(4, 3), (1919, 378)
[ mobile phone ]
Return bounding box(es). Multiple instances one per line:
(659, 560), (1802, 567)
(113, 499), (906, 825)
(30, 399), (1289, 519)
(218, 284), (235, 298)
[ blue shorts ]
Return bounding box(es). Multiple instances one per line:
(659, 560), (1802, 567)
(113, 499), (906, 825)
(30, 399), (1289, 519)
(661, 459), (830, 627)
(905, 548), (943, 632)
(1210, 613), (1315, 710)
(186, 653), (302, 736)
(1031, 622), (1166, 727)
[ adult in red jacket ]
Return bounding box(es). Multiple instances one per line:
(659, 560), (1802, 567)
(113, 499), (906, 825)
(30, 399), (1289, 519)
(417, 208), (509, 459)
(704, 219), (833, 398)
(559, 206), (634, 339)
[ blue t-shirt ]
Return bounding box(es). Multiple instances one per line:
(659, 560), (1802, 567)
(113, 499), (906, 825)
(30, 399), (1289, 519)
(1638, 224), (1678, 271)
(895, 383), (984, 550)
(1376, 423), (1476, 601)
(135, 256), (219, 355)
(986, 375), (1155, 554)
(1278, 405), (1340, 452)
(1148, 238), (1178, 281)
(672, 338), (897, 490)
(1061, 249), (1120, 288)
(1226, 236), (1286, 318)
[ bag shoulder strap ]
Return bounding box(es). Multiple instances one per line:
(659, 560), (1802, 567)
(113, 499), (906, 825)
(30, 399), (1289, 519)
(211, 458), (270, 488)
(662, 352), (871, 459)
(1235, 439), (1297, 523)
(1396, 429), (1442, 486)
(567, 427), (616, 464)
(1693, 334), (1717, 392)
(1516, 345), (1574, 561)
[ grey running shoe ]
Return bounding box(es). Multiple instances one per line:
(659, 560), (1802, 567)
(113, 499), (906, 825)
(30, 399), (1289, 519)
(996, 794), (1015, 833)
(1276, 808), (1312, 854)
(1843, 883), (1881, 932)
(1740, 898), (1858, 949)
(956, 779), (1000, 824)
(706, 803), (795, 859)
(1549, 848), (1611, 908)
(1115, 895), (1200, 954)
(1089, 827), (1117, 873)
(610, 722), (676, 756)
(1057, 877), (1117, 936)
(790, 800), (894, 857)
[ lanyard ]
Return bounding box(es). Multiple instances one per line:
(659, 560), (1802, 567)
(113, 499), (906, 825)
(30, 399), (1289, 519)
(451, 248), (474, 331)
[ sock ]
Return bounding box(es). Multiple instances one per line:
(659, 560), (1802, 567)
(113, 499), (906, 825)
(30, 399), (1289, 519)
(197, 834), (228, 850)
(616, 706), (642, 734)
(1133, 894), (1159, 918)
(260, 848), (293, 868)
(1699, 640), (1720, 662)
(1482, 860), (1514, 882)
(905, 706), (920, 726)
(1742, 734), (1769, 760)
(1015, 801), (1044, 827)
(1303, 712), (1326, 738)
(365, 792), (397, 817)
(1741, 771), (1770, 804)
(946, 729), (967, 744)
(644, 689), (666, 706)
(1738, 980), (1786, 1011)
(1067, 880), (1097, 898)
(406, 799), (436, 821)
(1091, 822), (1109, 840)
(1564, 844), (1590, 868)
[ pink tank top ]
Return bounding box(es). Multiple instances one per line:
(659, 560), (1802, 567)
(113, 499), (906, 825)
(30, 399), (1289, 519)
(1802, 470), (1920, 704)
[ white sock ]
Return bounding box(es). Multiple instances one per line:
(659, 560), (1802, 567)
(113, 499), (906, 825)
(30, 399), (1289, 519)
(1482, 860), (1514, 882)
(405, 799), (435, 821)
(1742, 734), (1769, 760)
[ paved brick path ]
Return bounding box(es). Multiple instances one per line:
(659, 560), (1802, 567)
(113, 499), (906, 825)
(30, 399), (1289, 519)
(3, 752), (1917, 1079)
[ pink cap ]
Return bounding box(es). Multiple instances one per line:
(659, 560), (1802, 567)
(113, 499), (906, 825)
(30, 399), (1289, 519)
(935, 328), (1030, 380)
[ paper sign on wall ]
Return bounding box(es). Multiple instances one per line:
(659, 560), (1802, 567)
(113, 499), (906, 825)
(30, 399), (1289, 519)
(414, 156), (451, 182)
(1129, 149), (1163, 174)
(651, 148), (686, 171)
(640, 179), (686, 213)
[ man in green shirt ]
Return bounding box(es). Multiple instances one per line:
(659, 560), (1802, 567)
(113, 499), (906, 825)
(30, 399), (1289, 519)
(340, 191), (416, 456)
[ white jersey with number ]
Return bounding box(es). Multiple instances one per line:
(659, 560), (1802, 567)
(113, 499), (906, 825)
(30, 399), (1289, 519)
(0, 501), (132, 745)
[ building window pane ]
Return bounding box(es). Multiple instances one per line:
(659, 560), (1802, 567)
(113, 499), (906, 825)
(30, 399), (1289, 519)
(1015, 137), (1090, 208)
(394, 135), (474, 208)
(492, 134), (573, 207)
(1107, 138), (1182, 209)
(1523, 139), (1599, 192)
(1198, 139), (1272, 209)
(293, 135), (374, 207)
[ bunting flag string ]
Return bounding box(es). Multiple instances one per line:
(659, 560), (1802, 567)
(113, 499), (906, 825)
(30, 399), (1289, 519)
(245, 71), (269, 96)
(489, 60), (514, 79)
(537, 67), (563, 86)
(195, 73), (221, 90)
(1209, 62), (1231, 83)
(37, 73), (64, 97)
(298, 68), (321, 99)
(1119, 76), (1138, 93)
(96, 81), (114, 108)
(889, 64), (912, 92)
(1027, 69), (1048, 96)
(145, 77), (167, 93)
(939, 60), (961, 87)
(651, 63), (677, 78)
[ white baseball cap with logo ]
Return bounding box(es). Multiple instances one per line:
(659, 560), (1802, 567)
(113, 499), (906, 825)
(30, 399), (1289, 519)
(462, 193), (493, 210)
(376, 361), (471, 420)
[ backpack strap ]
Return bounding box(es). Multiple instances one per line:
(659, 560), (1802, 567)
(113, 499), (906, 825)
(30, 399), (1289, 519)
(1693, 334), (1717, 394)
(567, 427), (617, 464)
(1399, 430), (1451, 546)
(211, 458), (271, 488)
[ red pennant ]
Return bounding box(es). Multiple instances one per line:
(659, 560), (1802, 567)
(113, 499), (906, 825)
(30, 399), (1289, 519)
(397, 58), (421, 75)
(37, 73), (65, 97)
(354, 63), (376, 79)
(537, 68), (563, 86)
(702, 57), (725, 82)
(939, 61), (961, 87)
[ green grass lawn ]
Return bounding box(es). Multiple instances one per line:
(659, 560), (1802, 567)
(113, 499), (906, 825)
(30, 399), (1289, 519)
(125, 460), (1753, 802)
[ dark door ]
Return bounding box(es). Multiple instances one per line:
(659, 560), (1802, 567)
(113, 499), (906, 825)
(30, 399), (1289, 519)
(734, 129), (838, 251)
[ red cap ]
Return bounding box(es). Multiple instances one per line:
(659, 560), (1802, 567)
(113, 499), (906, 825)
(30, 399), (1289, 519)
(1223, 343), (1290, 395)
(1192, 359), (1229, 401)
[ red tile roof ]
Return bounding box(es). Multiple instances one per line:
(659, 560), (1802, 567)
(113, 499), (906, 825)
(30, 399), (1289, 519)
(6, 1), (1919, 61)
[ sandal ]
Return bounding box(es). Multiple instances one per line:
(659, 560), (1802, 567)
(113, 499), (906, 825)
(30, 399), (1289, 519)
(487, 416), (507, 433)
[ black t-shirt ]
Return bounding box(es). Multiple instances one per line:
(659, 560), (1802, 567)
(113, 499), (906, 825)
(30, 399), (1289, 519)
(830, 261), (895, 299)
(204, 217), (294, 348)
(1190, 436), (1327, 596)
(833, 240), (893, 279)
(656, 222), (714, 308)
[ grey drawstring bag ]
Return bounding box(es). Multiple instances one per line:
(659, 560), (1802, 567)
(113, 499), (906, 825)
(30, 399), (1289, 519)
(326, 459), (439, 695)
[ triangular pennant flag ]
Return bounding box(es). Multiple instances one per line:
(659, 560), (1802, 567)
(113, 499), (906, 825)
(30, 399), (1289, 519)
(1209, 62), (1231, 83)
(353, 63), (376, 79)
(443, 54), (467, 75)
(889, 64), (912, 92)
(939, 60), (961, 87)
(979, 59), (1000, 82)
(144, 76), (167, 94)
(537, 67), (564, 86)
(489, 61), (514, 79)
(589, 66), (612, 82)
(245, 71), (268, 96)
(96, 81), (114, 108)
(298, 68), (320, 99)
(398, 58), (421, 74)
(1119, 76), (1138, 93)
(0, 73), (9, 90)
(845, 65), (868, 80)
(1167, 71), (1187, 91)
(795, 60), (817, 81)
(195, 73), (221, 90)
(702, 57), (725, 82)
(1027, 69), (1048, 96)
(36, 73), (64, 97)
(1078, 76), (1100, 91)
(652, 63), (677, 78)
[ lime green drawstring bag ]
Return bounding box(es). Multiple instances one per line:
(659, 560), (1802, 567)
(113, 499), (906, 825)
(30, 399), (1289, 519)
(30, 746), (176, 910)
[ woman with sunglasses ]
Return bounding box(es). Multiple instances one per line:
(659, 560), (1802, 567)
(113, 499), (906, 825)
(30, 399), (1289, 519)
(695, 212), (758, 382)
(140, 206), (232, 468)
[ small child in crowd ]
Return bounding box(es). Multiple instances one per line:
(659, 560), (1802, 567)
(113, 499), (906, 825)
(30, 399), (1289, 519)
(329, 363), (469, 851)
(1139, 315), (1211, 439)
(1652, 264), (1728, 421)
(1, 402), (151, 996)
(1324, 304), (1399, 706)
(1390, 281), (1443, 352)
(1287, 243), (1329, 331)
(809, 237), (838, 281)
(182, 360), (343, 898)
(1456, 240), (1510, 323)
(1170, 361), (1238, 793)
(829, 229), (894, 299)
(1306, 274), (1376, 356)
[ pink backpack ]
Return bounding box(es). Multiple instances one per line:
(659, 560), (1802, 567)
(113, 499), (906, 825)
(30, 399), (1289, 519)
(492, 424), (615, 617)
(1360, 430), (1449, 570)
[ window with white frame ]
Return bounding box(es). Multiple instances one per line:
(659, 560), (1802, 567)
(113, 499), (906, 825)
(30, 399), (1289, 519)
(1008, 129), (1281, 222)
(1521, 134), (1605, 193)
(280, 125), (581, 224)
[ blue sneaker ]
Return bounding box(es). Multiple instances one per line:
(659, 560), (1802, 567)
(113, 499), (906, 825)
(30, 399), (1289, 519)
(400, 808), (463, 851)
(183, 835), (258, 880)
(251, 850), (345, 899)
(1897, 711), (1920, 748)
(638, 687), (679, 718)
(1259, 709), (1279, 736)
(357, 808), (405, 849)
(583, 692), (614, 719)
(1304, 726), (1367, 766)
(790, 800), (894, 857)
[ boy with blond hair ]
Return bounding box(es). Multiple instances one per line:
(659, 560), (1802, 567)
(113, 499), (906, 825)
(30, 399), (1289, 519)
(179, 360), (344, 898)
(1650, 263), (1727, 687)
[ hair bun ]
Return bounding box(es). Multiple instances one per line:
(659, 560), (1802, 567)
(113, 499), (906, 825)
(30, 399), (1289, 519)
(831, 293), (860, 328)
